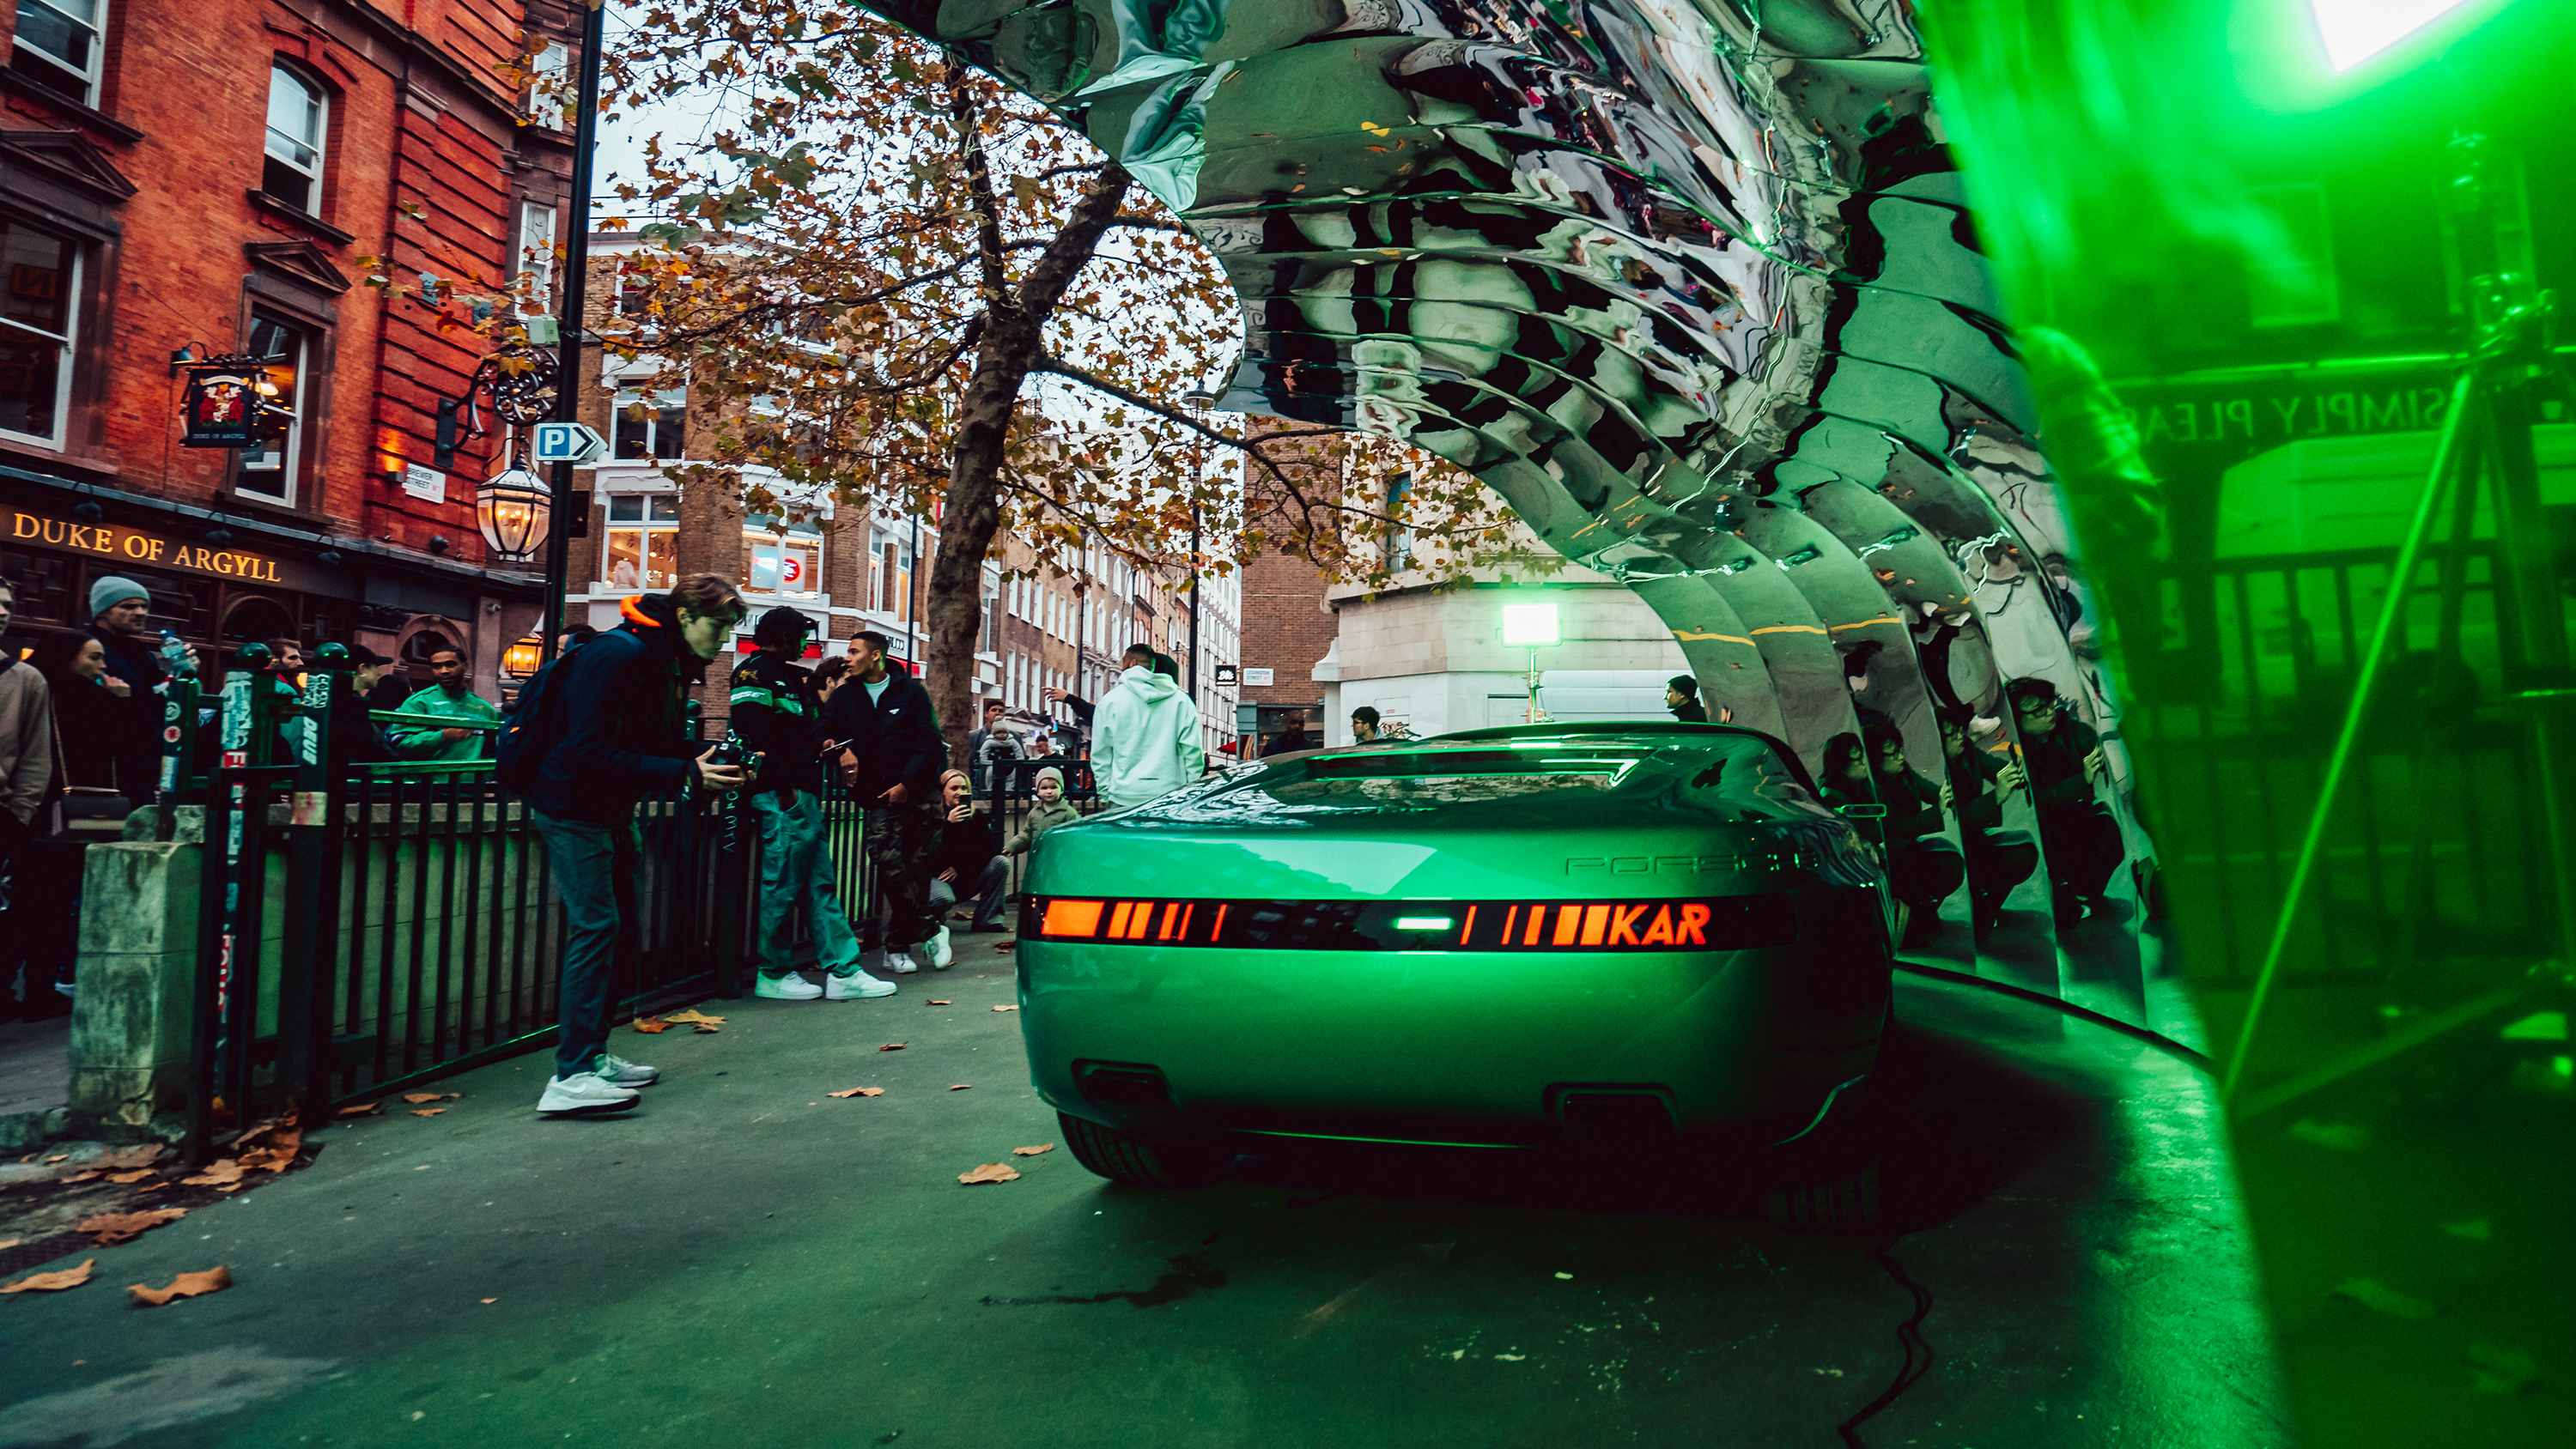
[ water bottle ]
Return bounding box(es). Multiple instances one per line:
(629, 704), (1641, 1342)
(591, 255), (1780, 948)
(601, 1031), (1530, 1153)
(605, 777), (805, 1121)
(158, 628), (196, 681)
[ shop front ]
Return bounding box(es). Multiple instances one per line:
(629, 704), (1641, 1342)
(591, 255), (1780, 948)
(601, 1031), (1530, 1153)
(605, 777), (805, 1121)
(1, 473), (546, 701)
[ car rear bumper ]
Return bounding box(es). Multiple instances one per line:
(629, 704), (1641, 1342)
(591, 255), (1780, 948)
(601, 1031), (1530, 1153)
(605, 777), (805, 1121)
(1017, 935), (1886, 1149)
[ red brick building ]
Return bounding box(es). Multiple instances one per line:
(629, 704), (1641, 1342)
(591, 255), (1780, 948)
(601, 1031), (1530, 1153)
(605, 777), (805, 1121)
(0, 0), (584, 697)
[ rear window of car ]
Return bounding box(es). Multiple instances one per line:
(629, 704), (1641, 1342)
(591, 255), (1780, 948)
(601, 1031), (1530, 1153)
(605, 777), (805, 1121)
(1187, 733), (1831, 824)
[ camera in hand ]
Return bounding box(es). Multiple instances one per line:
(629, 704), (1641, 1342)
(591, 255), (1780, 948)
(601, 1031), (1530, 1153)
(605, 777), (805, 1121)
(706, 737), (753, 793)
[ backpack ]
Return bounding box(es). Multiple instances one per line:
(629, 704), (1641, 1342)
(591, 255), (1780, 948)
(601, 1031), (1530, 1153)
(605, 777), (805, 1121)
(495, 640), (583, 795)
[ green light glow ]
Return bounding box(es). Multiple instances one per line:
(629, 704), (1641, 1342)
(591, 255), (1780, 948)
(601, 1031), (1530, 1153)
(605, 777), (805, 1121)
(2308, 0), (2473, 71)
(1393, 917), (1455, 931)
(1500, 603), (1560, 647)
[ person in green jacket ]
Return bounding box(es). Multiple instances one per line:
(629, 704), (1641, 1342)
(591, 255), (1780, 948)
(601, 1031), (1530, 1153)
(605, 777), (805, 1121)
(389, 645), (501, 762)
(1001, 766), (1082, 855)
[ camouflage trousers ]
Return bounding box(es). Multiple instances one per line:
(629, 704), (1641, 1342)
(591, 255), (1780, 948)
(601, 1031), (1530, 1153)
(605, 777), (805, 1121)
(863, 800), (945, 951)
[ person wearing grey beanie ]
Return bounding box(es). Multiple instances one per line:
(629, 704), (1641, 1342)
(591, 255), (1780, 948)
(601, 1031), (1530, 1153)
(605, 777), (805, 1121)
(83, 574), (167, 804)
(88, 575), (148, 621)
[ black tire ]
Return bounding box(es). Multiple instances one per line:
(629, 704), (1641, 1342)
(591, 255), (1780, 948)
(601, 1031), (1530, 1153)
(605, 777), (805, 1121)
(1059, 1112), (1233, 1189)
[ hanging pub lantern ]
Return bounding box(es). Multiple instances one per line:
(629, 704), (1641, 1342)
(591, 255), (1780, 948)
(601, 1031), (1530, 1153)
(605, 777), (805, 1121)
(501, 634), (546, 679)
(176, 355), (289, 449)
(475, 459), (551, 563)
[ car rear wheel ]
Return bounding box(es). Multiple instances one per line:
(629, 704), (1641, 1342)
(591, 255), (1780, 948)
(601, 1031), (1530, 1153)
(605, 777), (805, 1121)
(1060, 1113), (1234, 1189)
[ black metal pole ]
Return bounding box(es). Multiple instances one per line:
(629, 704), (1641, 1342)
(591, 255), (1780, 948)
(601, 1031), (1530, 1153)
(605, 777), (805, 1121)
(539, 0), (608, 669)
(1187, 506), (1201, 695)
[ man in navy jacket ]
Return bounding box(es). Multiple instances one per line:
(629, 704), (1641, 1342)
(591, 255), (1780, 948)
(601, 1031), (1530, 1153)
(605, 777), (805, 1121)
(527, 577), (748, 1116)
(818, 631), (950, 972)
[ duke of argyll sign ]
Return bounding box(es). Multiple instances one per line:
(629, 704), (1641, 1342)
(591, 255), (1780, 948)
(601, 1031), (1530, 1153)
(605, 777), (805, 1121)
(178, 356), (289, 449)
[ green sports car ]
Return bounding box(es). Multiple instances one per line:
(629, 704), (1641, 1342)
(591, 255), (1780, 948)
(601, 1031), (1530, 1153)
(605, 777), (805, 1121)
(1017, 723), (1896, 1187)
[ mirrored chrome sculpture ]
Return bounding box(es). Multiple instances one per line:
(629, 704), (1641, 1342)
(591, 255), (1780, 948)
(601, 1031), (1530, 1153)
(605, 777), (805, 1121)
(866, 0), (2160, 1006)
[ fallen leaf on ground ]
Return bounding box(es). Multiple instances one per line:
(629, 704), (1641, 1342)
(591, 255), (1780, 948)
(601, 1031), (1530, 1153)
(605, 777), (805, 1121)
(633, 1016), (670, 1034)
(42, 1155), (66, 1163)
(126, 1266), (232, 1306)
(1011, 1143), (1054, 1156)
(99, 1144), (164, 1169)
(337, 1101), (383, 1118)
(992, 1004), (1018, 1013)
(958, 1163), (1020, 1185)
(878, 1043), (907, 1052)
(927, 1000), (953, 1006)
(61, 1171), (103, 1183)
(106, 1170), (154, 1185)
(948, 1084), (972, 1091)
(0, 1238), (17, 1251)
(2335, 1277), (2435, 1319)
(951, 912), (972, 922)
(401, 1093), (459, 1104)
(76, 1208), (187, 1246)
(995, 942), (1016, 952)
(481, 1297), (497, 1304)
(231, 1123), (302, 1173)
(855, 1088), (886, 1097)
(2, 1259), (95, 1294)
(825, 1088), (878, 1099)
(136, 1181), (171, 1194)
(410, 1109), (447, 1118)
(664, 1009), (726, 1028)
(180, 1161), (246, 1188)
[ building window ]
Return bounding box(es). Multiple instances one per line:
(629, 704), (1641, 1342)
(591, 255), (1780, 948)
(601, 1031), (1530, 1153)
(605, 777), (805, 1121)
(0, 219), (77, 447)
(527, 41), (569, 129)
(745, 519), (821, 597)
(603, 494), (677, 590)
(263, 65), (328, 215)
(11, 0), (105, 105)
(612, 388), (684, 459)
(235, 314), (308, 504)
(515, 201), (557, 311)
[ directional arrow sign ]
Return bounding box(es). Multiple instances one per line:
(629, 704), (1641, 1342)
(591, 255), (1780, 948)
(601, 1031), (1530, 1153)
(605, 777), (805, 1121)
(532, 421), (607, 464)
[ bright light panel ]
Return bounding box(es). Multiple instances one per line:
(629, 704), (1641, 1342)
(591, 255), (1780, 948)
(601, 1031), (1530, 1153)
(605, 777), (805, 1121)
(1393, 916), (1455, 931)
(2309, 0), (2473, 70)
(1500, 602), (1560, 646)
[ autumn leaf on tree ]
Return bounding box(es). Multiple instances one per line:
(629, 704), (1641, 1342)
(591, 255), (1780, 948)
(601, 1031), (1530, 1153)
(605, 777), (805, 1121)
(957, 1163), (1020, 1185)
(76, 1209), (188, 1246)
(1, 1258), (96, 1294)
(127, 1266), (234, 1307)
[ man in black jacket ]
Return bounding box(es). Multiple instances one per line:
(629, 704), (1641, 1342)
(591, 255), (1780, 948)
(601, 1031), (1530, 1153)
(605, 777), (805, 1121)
(1665, 675), (1709, 723)
(525, 576), (749, 1116)
(819, 630), (950, 973)
(729, 608), (891, 1002)
(84, 576), (172, 803)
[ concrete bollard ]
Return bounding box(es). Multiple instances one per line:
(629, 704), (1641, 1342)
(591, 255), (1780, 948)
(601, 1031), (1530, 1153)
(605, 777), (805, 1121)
(67, 840), (201, 1130)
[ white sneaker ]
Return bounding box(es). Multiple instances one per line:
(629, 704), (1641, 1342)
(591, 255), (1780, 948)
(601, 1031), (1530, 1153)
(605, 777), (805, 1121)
(824, 971), (897, 1000)
(879, 949), (918, 975)
(925, 926), (954, 969)
(595, 1052), (658, 1088)
(538, 1071), (641, 1115)
(755, 972), (824, 1001)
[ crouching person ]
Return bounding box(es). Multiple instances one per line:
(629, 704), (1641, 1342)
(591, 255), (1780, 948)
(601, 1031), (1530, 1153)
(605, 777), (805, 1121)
(526, 577), (750, 1116)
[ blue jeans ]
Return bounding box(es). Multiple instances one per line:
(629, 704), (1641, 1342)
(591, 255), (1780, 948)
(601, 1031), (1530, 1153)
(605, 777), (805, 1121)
(532, 811), (641, 1079)
(750, 790), (864, 975)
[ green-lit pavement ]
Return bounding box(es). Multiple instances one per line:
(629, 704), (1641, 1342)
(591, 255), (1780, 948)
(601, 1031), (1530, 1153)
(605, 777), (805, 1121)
(0, 961), (2286, 1447)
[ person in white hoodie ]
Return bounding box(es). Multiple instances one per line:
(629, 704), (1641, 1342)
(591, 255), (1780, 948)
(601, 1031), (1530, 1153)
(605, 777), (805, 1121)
(1090, 643), (1205, 809)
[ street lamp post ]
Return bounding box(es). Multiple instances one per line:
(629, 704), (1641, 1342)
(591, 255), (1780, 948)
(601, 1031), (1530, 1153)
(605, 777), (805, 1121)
(538, 0), (609, 669)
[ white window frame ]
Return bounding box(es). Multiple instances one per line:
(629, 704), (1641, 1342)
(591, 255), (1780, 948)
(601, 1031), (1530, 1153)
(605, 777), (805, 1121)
(600, 492), (679, 591)
(13, 0), (106, 106)
(611, 386), (685, 460)
(262, 64), (328, 215)
(514, 200), (557, 312)
(527, 41), (569, 130)
(0, 221), (79, 450)
(234, 312), (308, 506)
